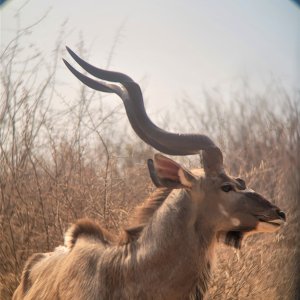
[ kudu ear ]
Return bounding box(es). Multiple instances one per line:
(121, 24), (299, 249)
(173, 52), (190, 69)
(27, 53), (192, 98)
(148, 154), (196, 189)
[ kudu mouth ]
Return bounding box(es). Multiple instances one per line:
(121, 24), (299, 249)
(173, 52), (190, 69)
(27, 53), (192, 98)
(222, 210), (286, 249)
(242, 192), (286, 232)
(255, 210), (286, 232)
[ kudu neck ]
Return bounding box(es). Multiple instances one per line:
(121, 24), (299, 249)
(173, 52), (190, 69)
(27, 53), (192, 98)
(135, 188), (216, 298)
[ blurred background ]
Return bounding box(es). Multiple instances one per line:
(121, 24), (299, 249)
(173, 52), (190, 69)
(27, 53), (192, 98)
(1, 1), (299, 299)
(1, 0), (299, 110)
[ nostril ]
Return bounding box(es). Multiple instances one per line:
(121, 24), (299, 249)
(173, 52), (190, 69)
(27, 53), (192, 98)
(277, 210), (286, 221)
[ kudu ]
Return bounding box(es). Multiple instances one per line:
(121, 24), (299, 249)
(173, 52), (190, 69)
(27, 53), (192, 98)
(13, 47), (286, 300)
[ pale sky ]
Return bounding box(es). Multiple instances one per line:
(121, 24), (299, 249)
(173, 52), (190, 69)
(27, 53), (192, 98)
(1, 0), (300, 112)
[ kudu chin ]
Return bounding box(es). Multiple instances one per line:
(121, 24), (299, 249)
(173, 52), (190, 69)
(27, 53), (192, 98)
(13, 47), (286, 300)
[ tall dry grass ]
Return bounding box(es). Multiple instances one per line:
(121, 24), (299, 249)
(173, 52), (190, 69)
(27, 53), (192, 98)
(1, 22), (299, 300)
(178, 87), (300, 299)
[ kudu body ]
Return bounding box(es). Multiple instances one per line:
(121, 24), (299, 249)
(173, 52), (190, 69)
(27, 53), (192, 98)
(13, 47), (286, 300)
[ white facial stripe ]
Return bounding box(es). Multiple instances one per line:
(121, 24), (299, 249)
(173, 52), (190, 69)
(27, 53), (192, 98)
(241, 188), (255, 193)
(218, 204), (229, 217)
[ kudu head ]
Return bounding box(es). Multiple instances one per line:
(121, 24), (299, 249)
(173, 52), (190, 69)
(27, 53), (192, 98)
(63, 47), (286, 248)
(148, 153), (285, 248)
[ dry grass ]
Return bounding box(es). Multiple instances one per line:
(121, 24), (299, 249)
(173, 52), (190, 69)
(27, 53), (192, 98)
(1, 24), (299, 300)
(179, 87), (300, 299)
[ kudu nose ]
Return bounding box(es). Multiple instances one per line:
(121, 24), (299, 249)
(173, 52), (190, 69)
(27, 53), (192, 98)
(276, 210), (286, 221)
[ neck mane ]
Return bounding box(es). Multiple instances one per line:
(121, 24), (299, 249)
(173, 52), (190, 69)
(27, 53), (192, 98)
(120, 187), (172, 244)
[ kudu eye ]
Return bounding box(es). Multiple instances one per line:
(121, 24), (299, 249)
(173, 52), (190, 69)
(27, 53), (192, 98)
(221, 184), (234, 193)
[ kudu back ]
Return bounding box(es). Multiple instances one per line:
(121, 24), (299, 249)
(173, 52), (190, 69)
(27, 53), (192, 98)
(13, 48), (286, 300)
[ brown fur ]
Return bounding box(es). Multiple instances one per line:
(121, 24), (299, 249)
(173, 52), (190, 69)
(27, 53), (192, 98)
(13, 157), (285, 300)
(64, 218), (115, 249)
(121, 187), (172, 243)
(62, 189), (173, 247)
(21, 253), (47, 294)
